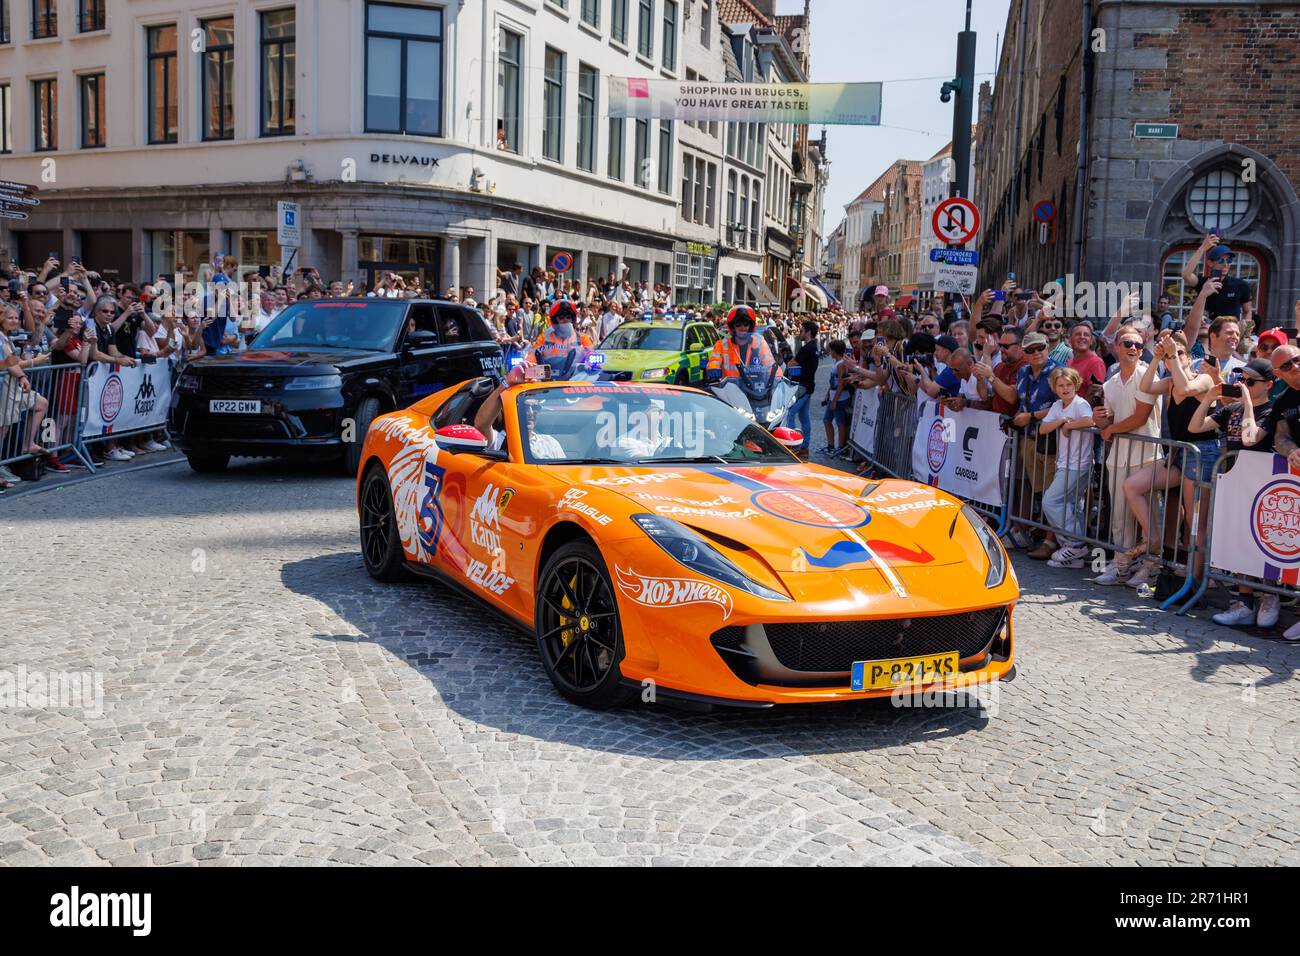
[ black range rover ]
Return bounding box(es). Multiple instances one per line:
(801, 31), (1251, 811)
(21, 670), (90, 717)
(168, 298), (503, 473)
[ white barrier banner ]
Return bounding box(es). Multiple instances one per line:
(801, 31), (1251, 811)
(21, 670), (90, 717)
(849, 388), (879, 454)
(1209, 450), (1300, 584)
(911, 401), (1008, 507)
(82, 359), (175, 437)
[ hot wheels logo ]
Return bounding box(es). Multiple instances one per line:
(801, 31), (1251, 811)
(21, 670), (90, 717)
(615, 567), (733, 621)
(1251, 478), (1300, 565)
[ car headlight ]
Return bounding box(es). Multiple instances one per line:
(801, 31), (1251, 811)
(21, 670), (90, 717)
(177, 373), (200, 392)
(962, 504), (1007, 588)
(641, 368), (668, 380)
(283, 374), (343, 391)
(631, 514), (790, 602)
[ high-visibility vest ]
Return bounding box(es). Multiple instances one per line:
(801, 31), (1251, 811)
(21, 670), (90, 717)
(706, 335), (780, 378)
(532, 327), (592, 364)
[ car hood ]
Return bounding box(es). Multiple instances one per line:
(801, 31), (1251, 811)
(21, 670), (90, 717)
(591, 349), (680, 370)
(190, 349), (379, 373)
(551, 464), (979, 577)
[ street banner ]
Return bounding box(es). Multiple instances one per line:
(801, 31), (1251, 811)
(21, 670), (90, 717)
(911, 401), (1008, 507)
(849, 387), (879, 455)
(608, 78), (882, 125)
(1209, 450), (1300, 584)
(82, 359), (175, 437)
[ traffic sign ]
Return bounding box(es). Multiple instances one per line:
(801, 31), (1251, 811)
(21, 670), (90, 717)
(931, 197), (980, 245)
(929, 247), (979, 266)
(1134, 123), (1178, 139)
(0, 179), (37, 193)
(0, 209), (30, 221)
(0, 193), (40, 206)
(276, 201), (301, 247)
(933, 263), (978, 294)
(550, 251), (573, 273)
(1033, 199), (1056, 222)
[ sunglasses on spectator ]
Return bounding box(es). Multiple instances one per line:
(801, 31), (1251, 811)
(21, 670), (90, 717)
(1040, 322), (1061, 330)
(1024, 344), (1047, 354)
(1119, 340), (1143, 350)
(1240, 375), (1266, 385)
(1278, 358), (1299, 373)
(998, 340), (1018, 349)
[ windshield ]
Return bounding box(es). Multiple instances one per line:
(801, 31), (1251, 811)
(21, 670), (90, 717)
(598, 326), (683, 352)
(513, 386), (795, 465)
(250, 300), (405, 351)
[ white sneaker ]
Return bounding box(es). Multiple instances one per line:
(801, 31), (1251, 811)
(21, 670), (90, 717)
(120, 447), (137, 458)
(142, 440), (167, 453)
(1093, 564), (1130, 586)
(1048, 554), (1085, 569)
(1213, 601), (1256, 627)
(1256, 593), (1281, 629)
(1283, 619), (1300, 642)
(106, 447), (132, 462)
(1125, 563), (1157, 589)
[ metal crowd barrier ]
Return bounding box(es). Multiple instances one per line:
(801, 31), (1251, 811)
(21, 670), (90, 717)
(0, 364), (95, 471)
(1175, 449), (1300, 614)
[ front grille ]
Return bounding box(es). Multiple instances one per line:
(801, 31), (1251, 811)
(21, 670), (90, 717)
(198, 415), (293, 440)
(200, 375), (280, 398)
(763, 608), (1006, 673)
(711, 626), (746, 651)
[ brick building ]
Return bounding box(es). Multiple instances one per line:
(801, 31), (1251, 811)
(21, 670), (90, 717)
(975, 0), (1300, 326)
(861, 160), (922, 303)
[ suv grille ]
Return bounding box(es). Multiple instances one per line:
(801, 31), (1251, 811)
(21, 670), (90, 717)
(201, 375), (279, 398)
(761, 608), (1006, 673)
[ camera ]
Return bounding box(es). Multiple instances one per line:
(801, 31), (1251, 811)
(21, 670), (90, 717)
(1220, 383), (1242, 399)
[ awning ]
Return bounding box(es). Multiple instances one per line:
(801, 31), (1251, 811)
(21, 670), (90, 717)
(806, 274), (840, 308)
(798, 280), (828, 309)
(739, 274), (779, 307)
(894, 295), (914, 310)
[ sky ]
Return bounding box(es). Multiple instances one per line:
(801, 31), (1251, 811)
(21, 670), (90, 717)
(791, 0), (1013, 233)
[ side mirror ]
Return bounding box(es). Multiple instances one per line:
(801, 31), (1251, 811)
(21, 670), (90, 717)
(771, 427), (804, 448)
(405, 329), (437, 349)
(434, 424), (489, 453)
(689, 341), (705, 352)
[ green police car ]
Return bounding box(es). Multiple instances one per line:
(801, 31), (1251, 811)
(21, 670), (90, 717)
(587, 318), (721, 385)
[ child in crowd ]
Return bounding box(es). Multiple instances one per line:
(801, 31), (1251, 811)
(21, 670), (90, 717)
(1037, 366), (1096, 568)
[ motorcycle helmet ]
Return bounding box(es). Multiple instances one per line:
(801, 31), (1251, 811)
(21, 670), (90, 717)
(726, 305), (758, 333)
(548, 300), (577, 324)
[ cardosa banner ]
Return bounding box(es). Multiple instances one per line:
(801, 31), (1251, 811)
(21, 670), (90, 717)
(911, 401), (1009, 508)
(1209, 450), (1300, 584)
(608, 79), (882, 125)
(82, 358), (176, 437)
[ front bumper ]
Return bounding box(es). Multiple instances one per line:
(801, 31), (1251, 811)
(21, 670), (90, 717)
(168, 391), (346, 460)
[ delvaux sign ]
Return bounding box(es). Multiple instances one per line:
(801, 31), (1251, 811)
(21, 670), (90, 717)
(608, 79), (882, 125)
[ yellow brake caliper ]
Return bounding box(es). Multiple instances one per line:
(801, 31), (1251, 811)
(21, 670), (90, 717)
(559, 573), (582, 648)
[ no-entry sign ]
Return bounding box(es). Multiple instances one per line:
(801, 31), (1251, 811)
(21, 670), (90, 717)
(931, 197), (980, 245)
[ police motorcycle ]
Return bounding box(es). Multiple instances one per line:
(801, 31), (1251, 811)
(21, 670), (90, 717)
(706, 307), (799, 434)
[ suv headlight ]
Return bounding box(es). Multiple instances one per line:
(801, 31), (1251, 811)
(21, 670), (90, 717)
(632, 514), (790, 602)
(283, 374), (343, 391)
(177, 373), (200, 392)
(962, 504), (1007, 588)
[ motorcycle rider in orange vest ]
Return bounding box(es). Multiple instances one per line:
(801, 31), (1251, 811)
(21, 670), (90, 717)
(532, 300), (594, 375)
(706, 305), (780, 382)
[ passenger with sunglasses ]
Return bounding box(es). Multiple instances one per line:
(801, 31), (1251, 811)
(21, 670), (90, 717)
(1186, 358), (1280, 630)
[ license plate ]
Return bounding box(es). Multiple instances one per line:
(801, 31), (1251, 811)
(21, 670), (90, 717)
(209, 400), (261, 414)
(850, 651), (959, 691)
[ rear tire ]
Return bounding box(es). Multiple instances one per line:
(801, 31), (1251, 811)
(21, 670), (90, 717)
(186, 450), (229, 473)
(343, 397), (381, 476)
(359, 465), (409, 582)
(534, 541), (635, 709)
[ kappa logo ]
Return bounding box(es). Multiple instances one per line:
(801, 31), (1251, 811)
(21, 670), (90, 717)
(135, 376), (156, 401)
(1251, 477), (1300, 564)
(587, 471), (684, 487)
(615, 566), (733, 620)
(470, 483), (513, 530)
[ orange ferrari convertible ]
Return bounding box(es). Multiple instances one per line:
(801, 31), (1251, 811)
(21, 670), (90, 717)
(356, 378), (1018, 709)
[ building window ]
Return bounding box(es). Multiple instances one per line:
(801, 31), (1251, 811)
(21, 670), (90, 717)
(147, 25), (178, 144)
(657, 120), (672, 194)
(79, 73), (105, 148)
(662, 0), (677, 71)
(611, 0), (627, 44)
(694, 158), (707, 224)
(637, 0), (653, 58)
(608, 116), (624, 180)
(260, 9), (296, 137)
(577, 64), (597, 172)
(497, 27), (522, 153)
(543, 47), (564, 162)
(78, 0), (103, 32)
(33, 77), (56, 151)
(365, 2), (444, 136)
(201, 16), (235, 141)
(581, 0), (599, 28)
(700, 0), (711, 47)
(705, 162), (716, 227)
(726, 171), (736, 235)
(1, 2), (9, 44)
(31, 0), (55, 38)
(738, 177), (749, 248)
(681, 155), (694, 221)
(1187, 168), (1251, 233)
(634, 118), (650, 188)
(0, 85), (11, 153)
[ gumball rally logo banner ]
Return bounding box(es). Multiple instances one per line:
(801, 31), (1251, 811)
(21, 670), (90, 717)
(1211, 451), (1300, 583)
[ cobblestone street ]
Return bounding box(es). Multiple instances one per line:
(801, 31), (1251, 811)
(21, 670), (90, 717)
(2, 457), (1297, 867)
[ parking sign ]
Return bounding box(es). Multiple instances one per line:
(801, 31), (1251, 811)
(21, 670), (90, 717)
(277, 201), (301, 247)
